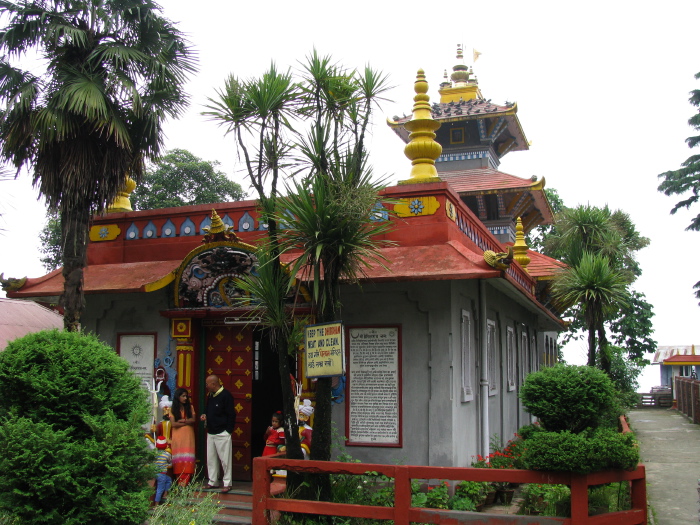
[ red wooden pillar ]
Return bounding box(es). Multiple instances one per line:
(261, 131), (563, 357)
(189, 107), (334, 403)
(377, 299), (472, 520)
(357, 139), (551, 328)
(252, 457), (272, 525)
(394, 465), (410, 525)
(631, 465), (647, 525)
(569, 473), (589, 524)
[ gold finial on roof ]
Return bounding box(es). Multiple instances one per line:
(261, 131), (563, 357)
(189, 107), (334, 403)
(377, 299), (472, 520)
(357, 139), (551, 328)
(205, 209), (227, 234)
(107, 175), (137, 213)
(202, 209), (241, 243)
(440, 44), (482, 103)
(400, 69), (442, 184)
(512, 217), (531, 272)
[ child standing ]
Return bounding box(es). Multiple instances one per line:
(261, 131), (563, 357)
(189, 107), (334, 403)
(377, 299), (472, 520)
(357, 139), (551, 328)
(262, 411), (285, 456)
(154, 436), (172, 506)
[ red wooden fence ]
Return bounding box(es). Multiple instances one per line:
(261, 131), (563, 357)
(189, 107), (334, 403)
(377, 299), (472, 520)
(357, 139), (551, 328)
(252, 457), (646, 525)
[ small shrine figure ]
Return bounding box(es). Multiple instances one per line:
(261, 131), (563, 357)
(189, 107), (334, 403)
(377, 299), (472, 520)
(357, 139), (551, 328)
(298, 399), (314, 459)
(157, 395), (173, 444)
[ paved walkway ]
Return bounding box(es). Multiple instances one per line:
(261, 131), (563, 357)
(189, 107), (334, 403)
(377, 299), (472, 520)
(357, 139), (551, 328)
(628, 408), (700, 524)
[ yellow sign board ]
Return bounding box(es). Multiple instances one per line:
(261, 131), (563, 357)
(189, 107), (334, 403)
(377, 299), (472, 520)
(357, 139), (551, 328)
(305, 321), (344, 378)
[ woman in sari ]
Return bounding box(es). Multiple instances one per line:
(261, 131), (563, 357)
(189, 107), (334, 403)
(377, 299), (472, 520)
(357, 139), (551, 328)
(169, 388), (196, 485)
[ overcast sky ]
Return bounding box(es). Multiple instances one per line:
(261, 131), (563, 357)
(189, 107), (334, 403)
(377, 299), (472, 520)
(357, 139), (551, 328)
(1, 1), (698, 385)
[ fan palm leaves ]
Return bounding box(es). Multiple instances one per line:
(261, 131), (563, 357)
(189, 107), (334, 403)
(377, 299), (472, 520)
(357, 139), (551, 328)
(0, 0), (195, 330)
(552, 252), (630, 369)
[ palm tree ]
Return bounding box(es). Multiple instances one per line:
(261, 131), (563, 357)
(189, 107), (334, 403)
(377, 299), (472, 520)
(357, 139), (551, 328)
(274, 54), (392, 499)
(0, 0), (195, 330)
(205, 53), (392, 499)
(544, 204), (650, 371)
(551, 252), (629, 370)
(204, 64), (305, 463)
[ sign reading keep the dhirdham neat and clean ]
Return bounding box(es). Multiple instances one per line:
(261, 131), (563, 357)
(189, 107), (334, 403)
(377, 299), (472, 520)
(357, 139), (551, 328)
(305, 321), (344, 377)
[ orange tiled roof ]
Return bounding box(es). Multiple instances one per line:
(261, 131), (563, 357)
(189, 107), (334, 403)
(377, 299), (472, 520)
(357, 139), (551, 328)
(523, 250), (567, 279)
(9, 260), (182, 297)
(440, 167), (541, 194)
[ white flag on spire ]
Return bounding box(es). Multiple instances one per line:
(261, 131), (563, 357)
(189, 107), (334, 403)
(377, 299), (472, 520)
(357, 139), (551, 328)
(473, 49), (482, 62)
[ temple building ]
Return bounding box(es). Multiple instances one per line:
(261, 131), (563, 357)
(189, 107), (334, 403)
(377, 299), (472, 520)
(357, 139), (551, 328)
(4, 48), (564, 478)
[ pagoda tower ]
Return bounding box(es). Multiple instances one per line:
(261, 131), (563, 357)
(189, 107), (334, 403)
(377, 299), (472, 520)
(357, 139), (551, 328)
(388, 45), (553, 244)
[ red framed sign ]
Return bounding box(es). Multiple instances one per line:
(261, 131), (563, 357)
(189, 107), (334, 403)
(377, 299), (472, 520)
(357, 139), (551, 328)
(345, 325), (402, 447)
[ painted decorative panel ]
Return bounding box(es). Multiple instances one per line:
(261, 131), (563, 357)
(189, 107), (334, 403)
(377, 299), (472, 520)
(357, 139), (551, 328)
(177, 246), (258, 308)
(161, 219), (176, 238)
(126, 222), (139, 240)
(239, 212), (255, 232)
(143, 221), (157, 239)
(180, 217), (196, 236)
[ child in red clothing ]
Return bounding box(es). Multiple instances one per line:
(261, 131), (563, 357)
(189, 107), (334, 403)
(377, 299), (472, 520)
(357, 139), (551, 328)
(262, 411), (285, 456)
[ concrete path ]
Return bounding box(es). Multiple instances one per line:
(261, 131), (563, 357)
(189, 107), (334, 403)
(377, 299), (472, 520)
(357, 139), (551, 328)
(628, 408), (700, 524)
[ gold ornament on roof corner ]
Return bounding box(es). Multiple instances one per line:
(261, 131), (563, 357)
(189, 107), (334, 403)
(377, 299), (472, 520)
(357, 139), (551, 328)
(202, 209), (241, 243)
(0, 273), (27, 292)
(512, 217), (531, 272)
(484, 246), (514, 271)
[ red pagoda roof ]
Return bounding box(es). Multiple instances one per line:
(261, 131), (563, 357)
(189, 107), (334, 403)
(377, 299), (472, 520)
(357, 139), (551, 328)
(440, 167), (540, 193)
(522, 250), (567, 279)
(12, 260), (182, 296)
(7, 181), (564, 327)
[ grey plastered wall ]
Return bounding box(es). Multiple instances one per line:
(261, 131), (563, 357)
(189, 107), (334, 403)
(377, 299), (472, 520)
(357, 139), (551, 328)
(81, 290), (174, 373)
(334, 278), (554, 468)
(333, 281), (443, 466)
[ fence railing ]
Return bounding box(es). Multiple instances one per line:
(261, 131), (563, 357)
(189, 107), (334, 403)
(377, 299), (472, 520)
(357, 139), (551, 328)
(252, 457), (647, 525)
(675, 377), (700, 423)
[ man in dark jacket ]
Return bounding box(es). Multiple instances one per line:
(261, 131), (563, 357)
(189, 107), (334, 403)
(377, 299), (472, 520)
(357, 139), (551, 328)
(200, 374), (236, 491)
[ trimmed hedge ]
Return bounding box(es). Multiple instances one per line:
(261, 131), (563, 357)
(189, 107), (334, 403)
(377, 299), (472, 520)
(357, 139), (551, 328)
(522, 428), (639, 474)
(519, 364), (618, 433)
(0, 330), (154, 524)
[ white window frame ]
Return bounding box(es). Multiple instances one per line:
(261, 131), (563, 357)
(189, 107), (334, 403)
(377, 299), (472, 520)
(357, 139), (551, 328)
(487, 319), (497, 395)
(460, 309), (474, 402)
(520, 328), (529, 386)
(506, 326), (516, 392)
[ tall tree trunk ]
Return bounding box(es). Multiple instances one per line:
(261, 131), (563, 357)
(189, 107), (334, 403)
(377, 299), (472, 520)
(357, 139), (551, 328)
(274, 332), (304, 493)
(597, 322), (611, 375)
(587, 323), (596, 367)
(60, 205), (90, 332)
(309, 375), (333, 501)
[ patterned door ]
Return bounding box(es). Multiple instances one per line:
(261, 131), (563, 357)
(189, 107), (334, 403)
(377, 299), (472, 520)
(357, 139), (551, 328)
(205, 325), (253, 481)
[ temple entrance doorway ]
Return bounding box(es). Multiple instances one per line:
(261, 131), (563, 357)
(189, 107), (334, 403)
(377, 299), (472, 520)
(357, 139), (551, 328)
(201, 323), (285, 480)
(203, 324), (254, 481)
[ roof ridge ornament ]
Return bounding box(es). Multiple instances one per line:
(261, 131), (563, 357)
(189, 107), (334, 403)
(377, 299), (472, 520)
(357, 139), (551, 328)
(107, 175), (137, 213)
(399, 69), (442, 184)
(484, 246), (514, 271)
(202, 209), (241, 243)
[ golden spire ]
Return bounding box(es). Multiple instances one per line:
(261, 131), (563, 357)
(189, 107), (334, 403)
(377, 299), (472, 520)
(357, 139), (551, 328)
(400, 69), (442, 184)
(512, 217), (531, 272)
(205, 209), (227, 234)
(107, 175), (137, 213)
(202, 209), (241, 243)
(439, 44), (482, 103)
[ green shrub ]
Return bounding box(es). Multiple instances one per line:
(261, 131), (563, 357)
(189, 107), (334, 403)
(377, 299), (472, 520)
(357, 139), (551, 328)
(522, 428), (639, 474)
(455, 480), (489, 503)
(0, 330), (153, 524)
(519, 365), (617, 433)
